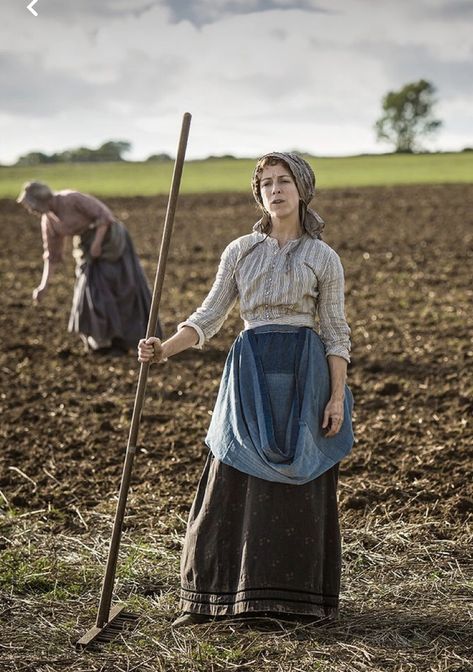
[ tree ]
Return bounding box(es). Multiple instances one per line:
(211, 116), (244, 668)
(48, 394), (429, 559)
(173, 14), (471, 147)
(146, 153), (173, 162)
(16, 151), (55, 165)
(375, 79), (442, 153)
(14, 140), (132, 165)
(95, 140), (131, 161)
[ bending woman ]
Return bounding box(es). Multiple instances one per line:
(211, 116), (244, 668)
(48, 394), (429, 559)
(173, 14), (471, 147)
(138, 152), (354, 625)
(18, 181), (161, 354)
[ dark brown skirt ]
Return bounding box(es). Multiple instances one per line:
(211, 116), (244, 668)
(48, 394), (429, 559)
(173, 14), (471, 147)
(68, 230), (161, 349)
(180, 453), (341, 618)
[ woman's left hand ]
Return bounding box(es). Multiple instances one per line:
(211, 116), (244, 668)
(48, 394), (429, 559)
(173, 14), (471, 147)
(322, 397), (344, 437)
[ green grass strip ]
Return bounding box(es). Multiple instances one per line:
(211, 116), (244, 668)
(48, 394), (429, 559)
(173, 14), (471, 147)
(0, 152), (471, 198)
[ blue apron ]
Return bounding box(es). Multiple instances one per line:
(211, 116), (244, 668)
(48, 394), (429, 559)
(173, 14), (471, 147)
(205, 325), (354, 484)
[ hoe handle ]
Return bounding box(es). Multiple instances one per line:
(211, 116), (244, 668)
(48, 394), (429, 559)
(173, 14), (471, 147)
(96, 112), (192, 627)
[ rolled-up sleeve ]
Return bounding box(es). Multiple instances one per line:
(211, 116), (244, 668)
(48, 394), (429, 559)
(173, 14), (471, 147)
(178, 242), (239, 348)
(317, 249), (351, 362)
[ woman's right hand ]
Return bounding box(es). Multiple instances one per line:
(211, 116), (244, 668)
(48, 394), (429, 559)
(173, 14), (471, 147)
(138, 337), (166, 364)
(32, 286), (47, 303)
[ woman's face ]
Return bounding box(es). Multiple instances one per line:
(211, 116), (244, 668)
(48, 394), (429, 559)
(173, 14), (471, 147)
(23, 199), (51, 215)
(259, 162), (300, 221)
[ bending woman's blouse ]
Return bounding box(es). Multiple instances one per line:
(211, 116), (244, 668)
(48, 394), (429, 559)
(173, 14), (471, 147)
(40, 191), (115, 263)
(179, 231), (351, 362)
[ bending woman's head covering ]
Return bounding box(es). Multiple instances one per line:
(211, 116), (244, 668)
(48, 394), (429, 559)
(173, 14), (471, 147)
(16, 181), (54, 212)
(251, 152), (325, 239)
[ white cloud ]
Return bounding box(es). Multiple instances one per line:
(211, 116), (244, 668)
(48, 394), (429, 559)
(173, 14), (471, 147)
(0, 0), (471, 163)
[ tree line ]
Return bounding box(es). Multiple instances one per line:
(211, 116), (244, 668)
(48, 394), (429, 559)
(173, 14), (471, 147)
(14, 80), (469, 165)
(15, 141), (175, 166)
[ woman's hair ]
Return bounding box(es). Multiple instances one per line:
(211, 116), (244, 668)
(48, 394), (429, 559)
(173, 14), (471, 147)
(253, 156), (296, 203)
(16, 181), (53, 211)
(251, 152), (324, 239)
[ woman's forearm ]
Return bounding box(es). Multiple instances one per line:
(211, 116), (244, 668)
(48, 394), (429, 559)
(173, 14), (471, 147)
(327, 355), (347, 400)
(92, 217), (111, 247)
(89, 216), (112, 258)
(162, 326), (199, 359)
(38, 259), (55, 289)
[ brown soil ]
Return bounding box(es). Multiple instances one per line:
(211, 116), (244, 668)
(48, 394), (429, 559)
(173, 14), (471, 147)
(0, 185), (472, 529)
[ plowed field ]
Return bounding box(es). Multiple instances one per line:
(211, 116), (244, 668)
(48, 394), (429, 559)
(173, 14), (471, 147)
(1, 185), (472, 672)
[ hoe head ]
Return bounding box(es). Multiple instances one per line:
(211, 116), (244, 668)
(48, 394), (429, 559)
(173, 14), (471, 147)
(76, 605), (139, 650)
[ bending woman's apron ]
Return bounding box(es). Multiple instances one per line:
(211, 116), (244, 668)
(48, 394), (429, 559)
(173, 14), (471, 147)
(68, 220), (160, 349)
(206, 325), (354, 484)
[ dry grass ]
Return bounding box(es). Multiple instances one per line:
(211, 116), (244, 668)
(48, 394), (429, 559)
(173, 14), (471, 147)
(1, 503), (471, 672)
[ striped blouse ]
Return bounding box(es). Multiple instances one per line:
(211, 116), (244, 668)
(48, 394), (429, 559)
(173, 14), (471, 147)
(178, 231), (351, 362)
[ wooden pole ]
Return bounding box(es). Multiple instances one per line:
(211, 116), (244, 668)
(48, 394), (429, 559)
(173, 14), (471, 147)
(94, 112), (191, 629)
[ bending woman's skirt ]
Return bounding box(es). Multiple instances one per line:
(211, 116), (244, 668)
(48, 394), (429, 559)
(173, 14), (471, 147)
(180, 326), (347, 619)
(68, 229), (161, 349)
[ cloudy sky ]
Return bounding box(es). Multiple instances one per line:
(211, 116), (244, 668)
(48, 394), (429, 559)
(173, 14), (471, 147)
(0, 0), (471, 163)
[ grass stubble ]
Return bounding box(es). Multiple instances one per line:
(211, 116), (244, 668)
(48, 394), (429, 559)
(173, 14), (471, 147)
(1, 486), (472, 671)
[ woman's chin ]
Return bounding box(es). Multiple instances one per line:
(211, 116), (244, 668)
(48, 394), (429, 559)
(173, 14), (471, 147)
(269, 206), (288, 217)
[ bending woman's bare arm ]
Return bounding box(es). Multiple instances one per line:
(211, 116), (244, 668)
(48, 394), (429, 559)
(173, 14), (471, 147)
(90, 215), (112, 258)
(33, 259), (59, 303)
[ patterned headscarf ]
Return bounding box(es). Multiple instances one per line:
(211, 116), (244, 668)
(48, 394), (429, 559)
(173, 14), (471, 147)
(251, 152), (325, 239)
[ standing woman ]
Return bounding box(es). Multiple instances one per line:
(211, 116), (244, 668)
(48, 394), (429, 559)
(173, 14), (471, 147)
(139, 152), (354, 625)
(17, 181), (161, 354)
